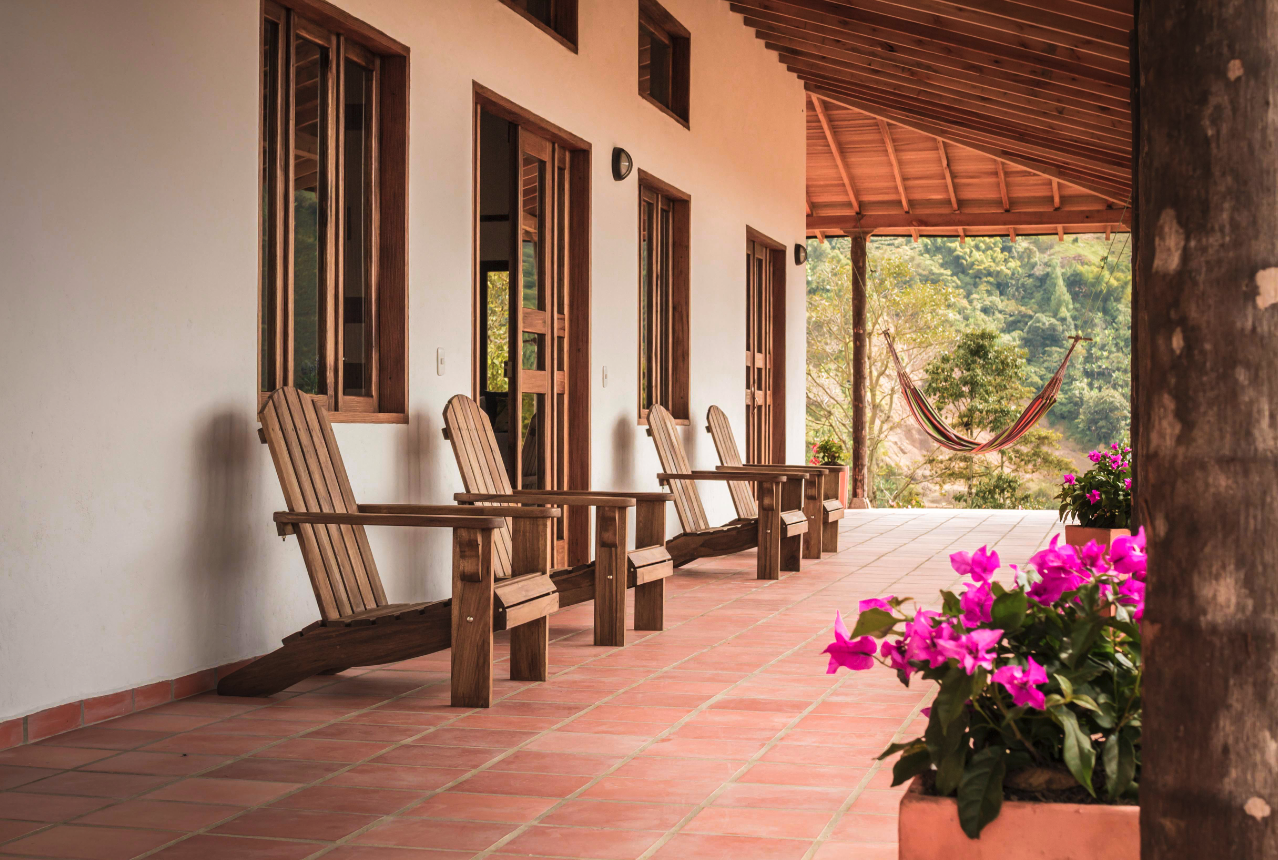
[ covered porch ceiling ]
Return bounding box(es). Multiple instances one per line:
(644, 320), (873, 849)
(728, 0), (1133, 240)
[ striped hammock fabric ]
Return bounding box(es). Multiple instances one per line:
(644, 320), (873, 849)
(883, 332), (1083, 455)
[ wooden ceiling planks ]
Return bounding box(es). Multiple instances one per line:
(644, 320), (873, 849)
(729, 0), (1135, 228)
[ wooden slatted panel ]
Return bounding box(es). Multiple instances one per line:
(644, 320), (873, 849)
(705, 406), (758, 520)
(259, 388), (388, 620)
(442, 394), (515, 578)
(646, 404), (710, 533)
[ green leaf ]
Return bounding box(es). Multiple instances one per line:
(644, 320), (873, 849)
(1109, 733), (1137, 799)
(990, 590), (1027, 632)
(957, 746), (1007, 839)
(1071, 694), (1102, 714)
(877, 740), (926, 761)
(1065, 617), (1105, 668)
(892, 748), (933, 787)
(934, 667), (974, 731)
(941, 590), (962, 616)
(1054, 673), (1075, 699)
(1053, 707), (1097, 797)
(936, 740), (968, 796)
(851, 607), (897, 638)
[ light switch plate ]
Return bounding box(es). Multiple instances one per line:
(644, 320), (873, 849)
(436, 348), (445, 376)
(602, 365), (608, 387)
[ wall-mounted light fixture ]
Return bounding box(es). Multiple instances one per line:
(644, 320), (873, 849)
(612, 147), (633, 181)
(794, 243), (808, 265)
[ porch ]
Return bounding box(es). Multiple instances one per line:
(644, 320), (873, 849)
(0, 511), (1057, 860)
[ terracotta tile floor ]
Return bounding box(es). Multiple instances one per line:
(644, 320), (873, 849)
(0, 510), (1060, 860)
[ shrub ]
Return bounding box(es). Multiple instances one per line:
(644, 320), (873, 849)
(812, 438), (847, 466)
(822, 531), (1145, 837)
(1057, 443), (1132, 528)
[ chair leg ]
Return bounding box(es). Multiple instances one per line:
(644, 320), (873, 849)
(452, 528), (495, 708)
(781, 478), (805, 572)
(510, 616), (549, 681)
(802, 474), (823, 560)
(594, 507), (628, 646)
(634, 579), (665, 630)
(756, 480), (782, 580)
(823, 480), (841, 554)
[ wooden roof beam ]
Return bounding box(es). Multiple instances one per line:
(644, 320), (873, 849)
(994, 160), (1010, 211)
(807, 208), (1128, 231)
(938, 140), (959, 212)
(1052, 178), (1062, 209)
(869, 0), (1131, 50)
(805, 85), (1130, 203)
(810, 94), (861, 213)
(877, 119), (911, 213)
(730, 0), (1129, 84)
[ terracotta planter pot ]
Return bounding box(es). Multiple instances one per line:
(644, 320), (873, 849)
(1064, 525), (1130, 550)
(898, 777), (1139, 860)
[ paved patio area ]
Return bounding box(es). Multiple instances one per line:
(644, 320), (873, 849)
(0, 510), (1061, 860)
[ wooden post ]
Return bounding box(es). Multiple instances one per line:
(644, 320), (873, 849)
(850, 232), (868, 501)
(593, 506), (628, 646)
(450, 528), (494, 708)
(508, 516), (552, 682)
(633, 499), (666, 631)
(1139, 4), (1278, 857)
(801, 470), (823, 560)
(1128, 19), (1142, 526)
(780, 475), (805, 572)
(755, 479), (783, 580)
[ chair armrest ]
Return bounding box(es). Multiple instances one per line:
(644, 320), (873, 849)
(359, 504), (559, 519)
(514, 488), (674, 503)
(658, 472), (787, 482)
(275, 511), (512, 530)
(718, 465), (823, 477)
(454, 493), (634, 508)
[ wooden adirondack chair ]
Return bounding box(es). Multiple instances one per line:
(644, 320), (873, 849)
(705, 405), (846, 558)
(218, 387), (564, 708)
(645, 404), (808, 580)
(442, 394), (674, 646)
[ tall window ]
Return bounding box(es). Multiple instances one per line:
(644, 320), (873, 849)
(638, 173), (690, 421)
(259, 1), (408, 420)
(638, 0), (690, 126)
(499, 0), (578, 51)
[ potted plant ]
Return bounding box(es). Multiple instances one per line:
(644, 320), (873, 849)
(823, 531), (1145, 858)
(1056, 444), (1132, 550)
(811, 438), (850, 507)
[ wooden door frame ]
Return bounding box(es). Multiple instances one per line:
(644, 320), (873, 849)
(472, 83), (593, 565)
(746, 227), (787, 464)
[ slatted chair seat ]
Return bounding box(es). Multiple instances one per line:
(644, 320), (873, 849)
(442, 394), (675, 646)
(218, 387), (562, 708)
(705, 405), (846, 558)
(645, 404), (808, 580)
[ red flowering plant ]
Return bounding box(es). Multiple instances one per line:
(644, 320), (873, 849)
(823, 533), (1145, 837)
(1056, 443), (1132, 528)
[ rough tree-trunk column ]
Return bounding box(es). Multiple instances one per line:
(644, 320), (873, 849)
(850, 232), (868, 502)
(1140, 3), (1278, 858)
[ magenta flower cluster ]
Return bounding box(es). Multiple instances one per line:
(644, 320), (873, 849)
(822, 528), (1147, 701)
(1058, 441), (1134, 529)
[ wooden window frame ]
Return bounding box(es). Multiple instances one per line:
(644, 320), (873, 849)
(638, 0), (690, 127)
(745, 226), (787, 462)
(637, 170), (690, 425)
(497, 0), (579, 53)
(258, 0), (409, 423)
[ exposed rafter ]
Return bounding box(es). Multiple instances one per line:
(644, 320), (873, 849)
(810, 93), (861, 213)
(807, 208), (1128, 231)
(877, 119), (910, 213)
(937, 140), (959, 212)
(994, 161), (1010, 211)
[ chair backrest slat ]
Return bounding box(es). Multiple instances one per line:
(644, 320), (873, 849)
(647, 404), (710, 533)
(706, 406), (757, 519)
(260, 388), (387, 619)
(443, 395), (514, 578)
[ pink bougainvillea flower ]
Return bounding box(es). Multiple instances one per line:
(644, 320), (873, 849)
(905, 611), (955, 668)
(950, 546), (1000, 582)
(1077, 540), (1110, 575)
(1110, 527), (1147, 580)
(880, 638), (913, 680)
(1088, 450), (1103, 463)
(1063, 473), (1076, 485)
(858, 595), (898, 613)
(992, 657), (1048, 709)
(936, 628), (1003, 675)
(1027, 536), (1089, 605)
(823, 612), (877, 674)
(960, 580), (994, 627)
(1115, 575), (1145, 622)
(1111, 443), (1120, 451)
(1086, 489), (1102, 504)
(1124, 478), (1132, 490)
(920, 706), (932, 717)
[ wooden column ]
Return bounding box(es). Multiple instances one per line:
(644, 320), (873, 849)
(849, 232), (868, 500)
(1140, 3), (1278, 858)
(1128, 19), (1143, 525)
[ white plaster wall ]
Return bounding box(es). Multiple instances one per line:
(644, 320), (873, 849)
(0, 0), (805, 720)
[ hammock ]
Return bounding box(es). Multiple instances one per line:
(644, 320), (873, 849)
(883, 331), (1085, 454)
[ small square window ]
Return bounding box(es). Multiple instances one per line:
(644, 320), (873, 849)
(638, 0), (690, 126)
(499, 0), (578, 52)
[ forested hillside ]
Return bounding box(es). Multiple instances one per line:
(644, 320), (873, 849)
(806, 233), (1132, 508)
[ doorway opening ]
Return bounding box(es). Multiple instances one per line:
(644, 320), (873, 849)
(745, 228), (787, 464)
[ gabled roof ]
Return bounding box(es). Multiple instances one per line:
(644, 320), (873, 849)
(730, 0), (1133, 239)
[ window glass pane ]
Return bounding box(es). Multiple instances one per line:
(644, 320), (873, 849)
(486, 269), (510, 393)
(524, 0), (553, 27)
(659, 203), (672, 406)
(521, 154), (542, 310)
(521, 392), (543, 489)
(342, 59), (373, 397)
(640, 23), (672, 108)
(293, 36), (327, 395)
(640, 199), (654, 411)
(522, 332), (541, 371)
(260, 19), (279, 392)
